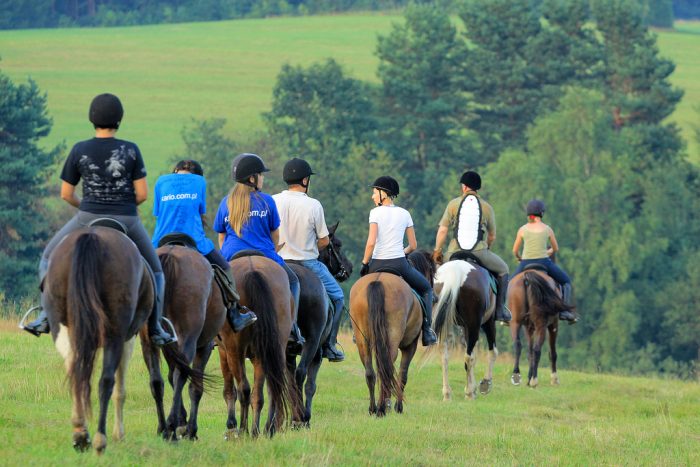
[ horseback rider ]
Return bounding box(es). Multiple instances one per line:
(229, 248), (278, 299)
(432, 170), (511, 325)
(511, 199), (578, 323)
(212, 153), (305, 352)
(273, 158), (346, 362)
(151, 159), (257, 332)
(360, 176), (438, 346)
(22, 93), (176, 346)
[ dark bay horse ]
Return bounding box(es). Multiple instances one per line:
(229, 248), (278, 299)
(217, 255), (296, 438)
(348, 250), (434, 416)
(41, 227), (198, 453)
(508, 269), (571, 388)
(433, 258), (498, 400)
(287, 223), (352, 428)
(141, 245), (225, 440)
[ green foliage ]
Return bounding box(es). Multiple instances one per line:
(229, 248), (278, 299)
(0, 69), (63, 299)
(646, 0), (675, 27)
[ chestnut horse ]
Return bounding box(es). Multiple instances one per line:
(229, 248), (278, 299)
(40, 227), (199, 453)
(348, 250), (434, 416)
(217, 254), (296, 438)
(432, 258), (498, 400)
(141, 244), (225, 440)
(508, 268), (571, 388)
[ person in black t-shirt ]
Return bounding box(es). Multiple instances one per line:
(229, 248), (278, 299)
(22, 93), (176, 346)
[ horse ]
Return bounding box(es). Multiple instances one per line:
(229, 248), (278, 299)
(40, 227), (199, 454)
(286, 222), (353, 427)
(432, 256), (499, 400)
(348, 250), (434, 416)
(141, 244), (224, 440)
(217, 254), (296, 438)
(507, 268), (571, 388)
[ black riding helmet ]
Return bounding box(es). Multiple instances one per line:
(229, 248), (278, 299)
(370, 176), (400, 198)
(231, 153), (270, 189)
(283, 158), (315, 185)
(459, 171), (481, 190)
(174, 159), (204, 176)
(526, 199), (546, 217)
(89, 93), (124, 129)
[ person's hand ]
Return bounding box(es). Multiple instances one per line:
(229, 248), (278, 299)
(360, 263), (369, 277)
(432, 249), (443, 265)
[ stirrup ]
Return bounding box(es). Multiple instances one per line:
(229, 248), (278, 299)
(18, 306), (42, 331)
(158, 317), (179, 344)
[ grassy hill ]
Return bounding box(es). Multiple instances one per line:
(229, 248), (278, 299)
(0, 315), (698, 464)
(1, 14), (699, 187)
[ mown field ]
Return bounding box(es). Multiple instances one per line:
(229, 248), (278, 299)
(0, 14), (699, 184)
(1, 313), (699, 465)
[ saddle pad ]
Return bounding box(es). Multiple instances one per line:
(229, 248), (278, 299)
(410, 289), (427, 316)
(449, 255), (497, 295)
(456, 194), (482, 251)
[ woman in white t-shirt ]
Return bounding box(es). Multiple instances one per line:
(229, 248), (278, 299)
(359, 176), (437, 346)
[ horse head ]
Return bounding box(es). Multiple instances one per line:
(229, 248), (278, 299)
(319, 221), (353, 282)
(407, 249), (437, 287)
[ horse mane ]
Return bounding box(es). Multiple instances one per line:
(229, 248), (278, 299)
(407, 250), (436, 286)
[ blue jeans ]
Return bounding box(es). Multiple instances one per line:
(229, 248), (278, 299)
(300, 259), (345, 305)
(281, 262), (301, 320)
(515, 258), (570, 285)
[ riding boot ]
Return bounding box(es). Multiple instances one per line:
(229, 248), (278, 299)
(216, 267), (257, 332)
(559, 283), (578, 324)
(322, 298), (345, 362)
(495, 273), (512, 325)
(288, 322), (305, 356)
(21, 261), (50, 337)
(149, 272), (177, 347)
(420, 291), (438, 346)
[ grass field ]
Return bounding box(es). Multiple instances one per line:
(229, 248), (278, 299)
(1, 314), (699, 465)
(0, 14), (699, 185)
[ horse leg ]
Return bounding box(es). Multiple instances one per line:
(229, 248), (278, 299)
(251, 359), (265, 438)
(303, 350), (323, 427)
(464, 327), (478, 400)
(93, 341), (123, 454)
(548, 324), (559, 385)
(396, 339), (418, 414)
(112, 336), (135, 442)
(293, 338), (316, 426)
(140, 330), (166, 435)
(233, 352), (251, 436)
(528, 327), (547, 388)
(219, 346), (238, 440)
(57, 324), (91, 452)
(356, 331), (377, 415)
(184, 342), (214, 441)
(287, 354), (303, 428)
(165, 339), (196, 441)
(479, 320), (498, 395)
(441, 340), (452, 401)
(510, 323), (523, 386)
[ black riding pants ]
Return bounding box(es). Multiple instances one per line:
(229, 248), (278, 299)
(368, 257), (433, 303)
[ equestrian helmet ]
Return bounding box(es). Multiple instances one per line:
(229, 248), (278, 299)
(370, 176), (400, 197)
(459, 171), (482, 190)
(526, 199), (546, 217)
(283, 158), (315, 183)
(89, 93), (124, 129)
(231, 153), (270, 182)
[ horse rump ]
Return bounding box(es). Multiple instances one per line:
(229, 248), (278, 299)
(522, 271), (573, 317)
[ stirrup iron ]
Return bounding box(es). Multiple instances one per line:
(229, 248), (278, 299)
(18, 306), (42, 331)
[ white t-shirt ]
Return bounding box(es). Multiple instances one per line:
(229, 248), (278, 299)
(369, 205), (413, 260)
(273, 190), (329, 261)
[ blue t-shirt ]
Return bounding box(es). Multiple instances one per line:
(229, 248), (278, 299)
(152, 173), (215, 255)
(213, 191), (285, 266)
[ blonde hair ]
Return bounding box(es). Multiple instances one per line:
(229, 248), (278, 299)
(227, 183), (256, 237)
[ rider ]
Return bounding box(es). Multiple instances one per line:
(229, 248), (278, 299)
(212, 153), (305, 352)
(273, 158), (346, 362)
(22, 93), (176, 346)
(360, 176), (438, 346)
(511, 199), (578, 323)
(432, 170), (511, 325)
(151, 159), (257, 332)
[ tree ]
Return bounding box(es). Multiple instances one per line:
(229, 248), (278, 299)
(646, 0), (674, 27)
(0, 70), (63, 299)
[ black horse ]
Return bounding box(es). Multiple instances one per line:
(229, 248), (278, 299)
(287, 222), (352, 427)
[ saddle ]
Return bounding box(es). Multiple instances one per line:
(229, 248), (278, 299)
(370, 267), (428, 314)
(231, 249), (265, 260)
(88, 217), (128, 234)
(157, 232), (198, 250)
(448, 251), (498, 295)
(522, 263), (548, 273)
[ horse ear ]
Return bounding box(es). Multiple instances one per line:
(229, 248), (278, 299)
(329, 221), (339, 235)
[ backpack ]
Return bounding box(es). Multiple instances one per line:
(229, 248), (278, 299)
(455, 194), (484, 251)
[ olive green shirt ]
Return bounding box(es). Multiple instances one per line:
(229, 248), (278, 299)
(439, 191), (496, 258)
(520, 224), (553, 260)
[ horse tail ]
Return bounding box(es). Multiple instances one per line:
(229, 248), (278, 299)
(67, 232), (108, 418)
(433, 261), (470, 341)
(243, 270), (292, 431)
(522, 272), (571, 317)
(367, 280), (400, 401)
(157, 249), (178, 311)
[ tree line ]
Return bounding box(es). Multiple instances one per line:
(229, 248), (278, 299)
(0, 0), (691, 29)
(1, 0), (697, 377)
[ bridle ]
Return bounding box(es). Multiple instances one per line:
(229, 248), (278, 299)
(325, 237), (349, 281)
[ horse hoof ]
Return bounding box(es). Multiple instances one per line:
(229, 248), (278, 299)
(528, 378), (538, 388)
(72, 429), (91, 453)
(223, 428), (239, 441)
(92, 433), (107, 455)
(395, 401), (404, 414)
(443, 393), (451, 402)
(175, 426), (187, 439)
(479, 379), (492, 395)
(511, 373), (521, 386)
(551, 374), (560, 386)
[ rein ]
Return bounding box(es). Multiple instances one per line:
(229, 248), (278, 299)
(326, 239), (348, 280)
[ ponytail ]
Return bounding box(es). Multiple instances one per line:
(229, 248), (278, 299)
(227, 183), (255, 237)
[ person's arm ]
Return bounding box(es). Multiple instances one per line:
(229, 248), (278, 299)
(434, 225), (449, 253)
(271, 228), (286, 252)
(362, 223), (378, 265)
(548, 227), (559, 257)
(133, 178), (148, 205)
(486, 205), (496, 247)
(60, 181), (81, 208)
(512, 228), (523, 261)
(404, 226), (417, 255)
(218, 233), (225, 249)
(317, 236), (330, 250)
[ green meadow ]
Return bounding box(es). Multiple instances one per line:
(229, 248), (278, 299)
(1, 314), (699, 465)
(1, 14), (699, 186)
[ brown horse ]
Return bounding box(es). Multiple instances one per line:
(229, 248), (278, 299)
(217, 255), (296, 438)
(507, 268), (571, 388)
(141, 245), (225, 440)
(41, 227), (199, 453)
(432, 258), (498, 400)
(348, 250), (434, 416)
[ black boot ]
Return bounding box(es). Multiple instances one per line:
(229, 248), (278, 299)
(495, 274), (511, 325)
(421, 291), (438, 346)
(149, 272), (177, 347)
(22, 307), (50, 337)
(559, 283), (578, 324)
(227, 303), (257, 332)
(288, 322), (305, 355)
(322, 299), (345, 362)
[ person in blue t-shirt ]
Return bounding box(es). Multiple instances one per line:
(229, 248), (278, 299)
(152, 159), (257, 332)
(213, 153), (304, 352)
